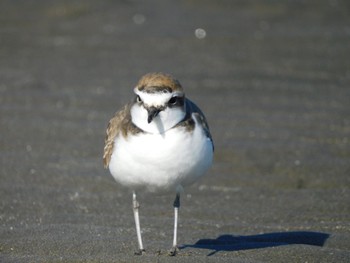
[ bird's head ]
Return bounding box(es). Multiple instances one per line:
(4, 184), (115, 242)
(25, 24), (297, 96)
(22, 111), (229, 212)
(130, 73), (186, 134)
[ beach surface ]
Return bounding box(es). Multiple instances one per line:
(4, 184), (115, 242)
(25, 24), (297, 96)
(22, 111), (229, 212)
(1, 0), (349, 262)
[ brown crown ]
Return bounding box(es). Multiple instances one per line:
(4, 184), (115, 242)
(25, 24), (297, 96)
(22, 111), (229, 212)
(135, 73), (183, 93)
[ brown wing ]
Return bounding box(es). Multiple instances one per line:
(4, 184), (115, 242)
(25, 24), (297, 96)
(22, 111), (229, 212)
(103, 104), (131, 168)
(103, 109), (125, 168)
(103, 102), (143, 168)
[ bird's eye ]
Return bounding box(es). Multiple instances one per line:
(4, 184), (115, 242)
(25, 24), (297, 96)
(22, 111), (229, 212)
(136, 95), (142, 103)
(168, 96), (178, 105)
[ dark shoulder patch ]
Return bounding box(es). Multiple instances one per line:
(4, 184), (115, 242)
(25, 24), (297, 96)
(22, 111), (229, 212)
(184, 99), (214, 150)
(175, 116), (195, 132)
(120, 104), (144, 137)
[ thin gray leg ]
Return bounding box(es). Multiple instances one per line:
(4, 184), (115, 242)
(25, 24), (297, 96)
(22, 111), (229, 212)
(169, 193), (180, 256)
(133, 191), (145, 255)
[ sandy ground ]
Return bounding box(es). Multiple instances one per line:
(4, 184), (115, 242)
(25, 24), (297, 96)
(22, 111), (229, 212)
(1, 0), (349, 262)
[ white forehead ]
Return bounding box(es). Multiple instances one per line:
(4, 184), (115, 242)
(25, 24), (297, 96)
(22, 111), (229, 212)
(134, 88), (181, 106)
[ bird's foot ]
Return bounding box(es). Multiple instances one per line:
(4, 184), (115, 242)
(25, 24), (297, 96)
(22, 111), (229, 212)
(168, 246), (179, 256)
(134, 249), (146, 255)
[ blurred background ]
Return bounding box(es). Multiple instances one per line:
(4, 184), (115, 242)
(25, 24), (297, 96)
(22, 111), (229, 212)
(1, 0), (349, 261)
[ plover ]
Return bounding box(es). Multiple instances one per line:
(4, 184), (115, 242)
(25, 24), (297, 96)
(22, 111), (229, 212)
(103, 73), (214, 255)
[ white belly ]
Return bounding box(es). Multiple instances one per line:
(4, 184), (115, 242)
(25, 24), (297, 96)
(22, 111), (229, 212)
(109, 124), (213, 192)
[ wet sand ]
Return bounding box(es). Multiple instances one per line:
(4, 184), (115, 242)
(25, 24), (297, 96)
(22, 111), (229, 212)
(1, 0), (349, 262)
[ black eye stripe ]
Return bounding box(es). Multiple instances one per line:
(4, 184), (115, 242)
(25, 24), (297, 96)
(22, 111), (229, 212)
(136, 95), (142, 103)
(168, 97), (177, 104)
(168, 96), (184, 107)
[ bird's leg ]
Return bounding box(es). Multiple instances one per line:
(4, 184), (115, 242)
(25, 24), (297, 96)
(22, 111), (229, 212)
(169, 193), (180, 256)
(133, 191), (145, 255)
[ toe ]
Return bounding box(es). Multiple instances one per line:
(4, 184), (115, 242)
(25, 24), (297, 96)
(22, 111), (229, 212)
(134, 249), (146, 255)
(168, 246), (178, 256)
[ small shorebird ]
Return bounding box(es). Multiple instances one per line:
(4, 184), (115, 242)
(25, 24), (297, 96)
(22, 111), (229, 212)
(103, 72), (214, 255)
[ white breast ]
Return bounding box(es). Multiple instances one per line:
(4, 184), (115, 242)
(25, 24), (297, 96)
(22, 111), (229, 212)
(109, 117), (213, 192)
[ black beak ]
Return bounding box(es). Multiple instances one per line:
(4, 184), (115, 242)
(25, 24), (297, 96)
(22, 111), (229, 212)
(147, 107), (161, 123)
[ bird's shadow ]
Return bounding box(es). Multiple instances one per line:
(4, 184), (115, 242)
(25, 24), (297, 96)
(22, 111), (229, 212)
(180, 231), (330, 256)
